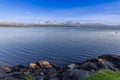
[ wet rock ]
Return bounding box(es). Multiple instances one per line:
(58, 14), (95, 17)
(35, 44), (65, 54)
(47, 68), (57, 78)
(98, 54), (120, 62)
(0, 72), (8, 78)
(3, 77), (16, 80)
(98, 54), (120, 70)
(62, 69), (92, 80)
(67, 64), (77, 69)
(0, 66), (10, 78)
(80, 61), (99, 71)
(55, 66), (67, 73)
(40, 67), (57, 79)
(10, 71), (25, 79)
(97, 58), (117, 70)
(105, 61), (116, 70)
(37, 61), (53, 68)
(4, 66), (12, 73)
(49, 77), (60, 80)
(97, 58), (105, 64)
(108, 54), (120, 62)
(11, 65), (26, 72)
(40, 72), (44, 76)
(29, 63), (38, 69)
(34, 75), (44, 80)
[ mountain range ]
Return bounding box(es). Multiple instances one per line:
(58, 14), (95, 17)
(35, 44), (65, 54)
(0, 21), (119, 29)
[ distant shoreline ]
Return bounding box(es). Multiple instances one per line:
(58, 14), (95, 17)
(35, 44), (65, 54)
(0, 22), (120, 29)
(0, 26), (120, 29)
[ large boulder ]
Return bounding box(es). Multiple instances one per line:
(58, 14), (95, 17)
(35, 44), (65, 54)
(97, 58), (118, 70)
(29, 63), (38, 69)
(37, 61), (53, 68)
(79, 61), (99, 71)
(62, 69), (92, 80)
(98, 54), (120, 70)
(98, 54), (120, 62)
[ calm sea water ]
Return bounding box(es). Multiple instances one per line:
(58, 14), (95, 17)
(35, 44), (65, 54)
(0, 27), (120, 66)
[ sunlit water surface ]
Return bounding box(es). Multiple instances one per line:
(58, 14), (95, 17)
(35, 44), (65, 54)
(0, 27), (120, 66)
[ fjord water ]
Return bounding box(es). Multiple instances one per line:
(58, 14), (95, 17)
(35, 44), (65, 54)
(0, 27), (120, 66)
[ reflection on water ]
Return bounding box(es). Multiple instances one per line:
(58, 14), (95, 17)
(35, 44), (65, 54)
(0, 27), (120, 66)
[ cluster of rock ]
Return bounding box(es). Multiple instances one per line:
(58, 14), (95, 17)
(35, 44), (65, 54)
(0, 54), (120, 80)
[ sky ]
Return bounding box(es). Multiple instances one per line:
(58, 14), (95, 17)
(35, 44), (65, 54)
(0, 0), (120, 24)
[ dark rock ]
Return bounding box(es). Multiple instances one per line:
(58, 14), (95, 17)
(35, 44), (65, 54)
(98, 54), (120, 62)
(110, 61), (120, 70)
(49, 77), (60, 80)
(98, 60), (118, 70)
(4, 77), (16, 80)
(56, 66), (67, 72)
(11, 65), (26, 72)
(79, 61), (99, 71)
(55, 66), (67, 79)
(0, 66), (10, 78)
(29, 69), (43, 76)
(105, 61), (117, 70)
(34, 75), (44, 80)
(10, 71), (25, 79)
(62, 69), (92, 80)
(98, 54), (120, 70)
(43, 67), (57, 78)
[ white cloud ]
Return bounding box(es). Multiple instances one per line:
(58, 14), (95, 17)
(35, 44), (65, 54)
(1, 1), (120, 25)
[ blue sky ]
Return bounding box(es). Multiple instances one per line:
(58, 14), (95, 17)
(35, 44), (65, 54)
(0, 0), (120, 24)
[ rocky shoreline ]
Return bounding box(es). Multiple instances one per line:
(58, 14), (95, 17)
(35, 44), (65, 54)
(0, 54), (120, 80)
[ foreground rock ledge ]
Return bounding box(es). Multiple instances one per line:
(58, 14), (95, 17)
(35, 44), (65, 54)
(0, 54), (120, 80)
